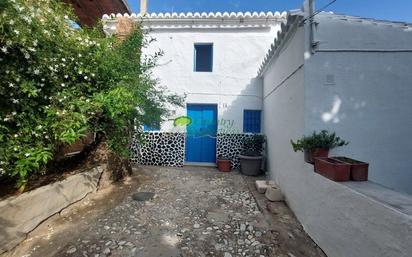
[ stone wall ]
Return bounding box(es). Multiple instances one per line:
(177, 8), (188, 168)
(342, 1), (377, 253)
(0, 166), (103, 254)
(130, 132), (185, 167)
(132, 132), (258, 169)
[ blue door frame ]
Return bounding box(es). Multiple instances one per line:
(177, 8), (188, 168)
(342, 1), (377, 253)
(186, 104), (217, 163)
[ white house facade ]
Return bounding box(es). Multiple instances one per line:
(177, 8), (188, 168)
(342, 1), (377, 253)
(258, 3), (412, 257)
(103, 11), (286, 167)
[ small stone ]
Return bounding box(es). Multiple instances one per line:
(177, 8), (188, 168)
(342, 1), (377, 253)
(240, 224), (246, 231)
(224, 253), (232, 257)
(194, 223), (200, 229)
(103, 248), (111, 255)
(66, 247), (77, 254)
(103, 226), (110, 230)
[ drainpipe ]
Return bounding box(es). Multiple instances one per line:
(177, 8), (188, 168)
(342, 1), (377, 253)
(140, 0), (148, 15)
(303, 0), (316, 54)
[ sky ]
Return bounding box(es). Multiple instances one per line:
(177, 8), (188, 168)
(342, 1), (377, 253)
(128, 0), (412, 23)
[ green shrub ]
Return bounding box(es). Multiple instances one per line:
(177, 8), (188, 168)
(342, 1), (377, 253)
(290, 130), (348, 152)
(0, 0), (183, 188)
(241, 134), (265, 156)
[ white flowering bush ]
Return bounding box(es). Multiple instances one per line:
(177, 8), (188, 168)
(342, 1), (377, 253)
(0, 0), (182, 188)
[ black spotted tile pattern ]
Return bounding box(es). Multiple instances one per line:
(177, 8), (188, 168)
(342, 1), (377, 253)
(131, 132), (185, 167)
(216, 133), (255, 169)
(131, 132), (254, 169)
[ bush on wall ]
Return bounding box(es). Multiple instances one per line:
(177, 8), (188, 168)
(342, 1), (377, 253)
(0, 0), (183, 188)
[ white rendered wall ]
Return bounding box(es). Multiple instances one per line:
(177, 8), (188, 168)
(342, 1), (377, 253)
(143, 25), (281, 133)
(262, 16), (412, 257)
(304, 52), (412, 195)
(305, 14), (412, 195)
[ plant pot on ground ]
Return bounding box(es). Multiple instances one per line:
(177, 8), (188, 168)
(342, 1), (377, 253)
(331, 157), (369, 181)
(217, 156), (232, 172)
(239, 134), (265, 176)
(291, 130), (349, 164)
(314, 157), (351, 182)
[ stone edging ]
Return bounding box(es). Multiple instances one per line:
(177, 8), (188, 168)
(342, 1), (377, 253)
(0, 166), (103, 254)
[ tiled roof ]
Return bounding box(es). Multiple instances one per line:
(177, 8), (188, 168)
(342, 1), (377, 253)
(102, 11), (287, 34)
(257, 12), (303, 77)
(102, 11), (287, 20)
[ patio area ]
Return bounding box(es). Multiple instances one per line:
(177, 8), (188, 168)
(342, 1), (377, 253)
(3, 166), (325, 257)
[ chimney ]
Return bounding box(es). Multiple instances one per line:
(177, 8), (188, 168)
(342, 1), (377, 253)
(140, 0), (148, 15)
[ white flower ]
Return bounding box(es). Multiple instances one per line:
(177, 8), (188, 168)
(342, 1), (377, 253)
(64, 15), (69, 19)
(78, 70), (83, 75)
(3, 117), (10, 121)
(8, 82), (14, 88)
(25, 153), (30, 157)
(78, 54), (82, 57)
(64, 75), (68, 79)
(12, 98), (19, 103)
(24, 53), (30, 59)
(13, 29), (19, 35)
(33, 40), (38, 46)
(84, 76), (88, 80)
(1, 46), (7, 53)
(91, 73), (95, 77)
(14, 147), (18, 151)
(10, 20), (15, 25)
(14, 134), (18, 138)
(34, 69), (40, 75)
(45, 135), (49, 139)
(62, 58), (66, 62)
(12, 112), (17, 116)
(61, 83), (65, 87)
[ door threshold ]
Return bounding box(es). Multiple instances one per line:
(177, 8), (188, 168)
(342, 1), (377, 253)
(185, 162), (217, 167)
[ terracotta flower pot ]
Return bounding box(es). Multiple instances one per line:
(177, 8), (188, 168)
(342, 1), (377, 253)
(217, 159), (231, 172)
(331, 157), (369, 181)
(304, 148), (329, 164)
(314, 157), (351, 182)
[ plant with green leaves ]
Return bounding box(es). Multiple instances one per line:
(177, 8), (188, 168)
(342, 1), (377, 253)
(291, 130), (348, 152)
(241, 134), (265, 156)
(0, 0), (183, 189)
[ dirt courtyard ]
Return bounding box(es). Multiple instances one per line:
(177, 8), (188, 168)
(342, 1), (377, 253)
(3, 166), (326, 257)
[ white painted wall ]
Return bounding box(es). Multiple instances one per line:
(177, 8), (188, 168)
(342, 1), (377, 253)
(262, 11), (412, 257)
(262, 25), (305, 182)
(305, 13), (412, 194)
(143, 25), (281, 132)
(305, 51), (412, 195)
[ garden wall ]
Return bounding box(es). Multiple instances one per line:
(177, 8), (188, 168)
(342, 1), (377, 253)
(0, 166), (103, 254)
(131, 132), (256, 168)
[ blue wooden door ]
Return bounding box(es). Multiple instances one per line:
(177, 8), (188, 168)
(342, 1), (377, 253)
(186, 104), (217, 163)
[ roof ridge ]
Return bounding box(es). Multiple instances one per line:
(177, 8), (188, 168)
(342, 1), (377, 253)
(318, 11), (412, 27)
(257, 13), (303, 76)
(102, 11), (288, 20)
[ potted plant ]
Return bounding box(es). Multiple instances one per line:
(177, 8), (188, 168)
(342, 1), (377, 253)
(217, 156), (232, 172)
(290, 130), (348, 164)
(239, 134), (265, 176)
(331, 157), (369, 181)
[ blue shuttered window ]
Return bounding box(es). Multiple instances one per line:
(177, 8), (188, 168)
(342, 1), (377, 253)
(194, 43), (213, 72)
(243, 110), (261, 133)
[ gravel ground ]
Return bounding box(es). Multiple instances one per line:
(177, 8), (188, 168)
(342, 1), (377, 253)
(3, 166), (326, 257)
